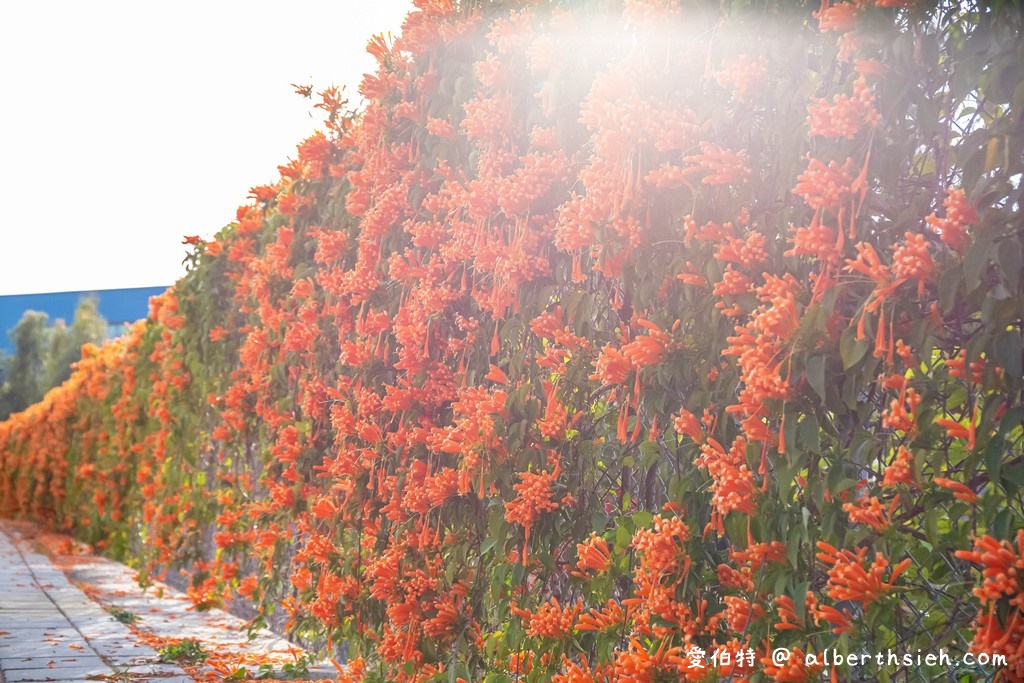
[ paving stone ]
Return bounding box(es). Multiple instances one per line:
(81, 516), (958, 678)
(0, 525), (333, 680)
(121, 662), (187, 675)
(3, 663), (112, 682)
(0, 618), (70, 630)
(0, 656), (107, 671)
(0, 628), (79, 641)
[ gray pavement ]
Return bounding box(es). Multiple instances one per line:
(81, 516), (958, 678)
(0, 527), (183, 682)
(0, 526), (336, 683)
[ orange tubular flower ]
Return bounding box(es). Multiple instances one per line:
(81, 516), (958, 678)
(673, 408), (704, 442)
(574, 533), (613, 578)
(590, 344), (633, 385)
(576, 599), (629, 633)
(774, 595), (803, 631)
(882, 446), (916, 488)
(684, 142), (751, 185)
(504, 465), (563, 563)
(513, 597), (582, 639)
(935, 409), (978, 450)
(484, 363), (509, 384)
(553, 654), (614, 683)
(815, 542), (912, 608)
(722, 595), (766, 633)
(621, 334), (666, 368)
(934, 477), (979, 504)
(807, 76), (880, 139)
(926, 187), (978, 252)
(613, 637), (686, 683)
(956, 531), (1024, 679)
(842, 494), (899, 532)
(814, 603), (854, 635)
(891, 231), (934, 298)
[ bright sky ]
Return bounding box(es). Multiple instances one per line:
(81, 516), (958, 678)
(0, 1), (414, 296)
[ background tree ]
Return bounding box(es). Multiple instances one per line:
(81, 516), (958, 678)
(2, 311), (49, 417)
(0, 298), (107, 419)
(44, 297), (107, 390)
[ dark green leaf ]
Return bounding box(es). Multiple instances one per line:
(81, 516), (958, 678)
(840, 324), (869, 370)
(994, 330), (1022, 381)
(806, 355), (826, 401)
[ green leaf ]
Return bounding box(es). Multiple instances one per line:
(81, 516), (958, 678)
(994, 330), (1023, 381)
(806, 355), (826, 401)
(1001, 463), (1024, 496)
(924, 507), (941, 546)
(840, 324), (870, 370)
(614, 523), (632, 552)
(994, 508), (1015, 540)
(963, 238), (991, 293)
(631, 510), (653, 529)
(793, 581), (810, 624)
(448, 663), (470, 683)
(798, 412), (821, 453)
(937, 265), (961, 314)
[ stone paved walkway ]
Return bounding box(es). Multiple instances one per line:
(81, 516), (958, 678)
(0, 524), (335, 683)
(0, 527), (181, 683)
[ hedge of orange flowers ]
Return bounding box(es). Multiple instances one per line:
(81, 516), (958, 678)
(3, 1), (1024, 681)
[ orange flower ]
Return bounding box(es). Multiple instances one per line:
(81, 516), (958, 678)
(684, 142), (750, 185)
(814, 603), (854, 635)
(512, 597), (582, 639)
(815, 1), (860, 33)
(237, 576), (259, 598)
(576, 599), (629, 632)
(807, 77), (880, 138)
(574, 533), (612, 577)
(926, 187), (977, 252)
(816, 542), (912, 608)
(843, 494), (899, 532)
(590, 344), (633, 384)
(956, 531), (1024, 678)
(934, 476), (979, 504)
(504, 465), (563, 563)
(673, 408), (704, 442)
(775, 592), (818, 632)
(882, 446), (916, 488)
(613, 637), (686, 683)
(935, 409), (977, 450)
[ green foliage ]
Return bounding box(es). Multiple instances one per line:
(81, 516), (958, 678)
(106, 604), (138, 624)
(3, 1), (1024, 681)
(1, 311), (49, 416)
(227, 652), (316, 681)
(158, 638), (208, 665)
(0, 298), (107, 420)
(46, 297), (107, 388)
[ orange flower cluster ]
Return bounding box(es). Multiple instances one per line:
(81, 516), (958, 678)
(956, 532), (1024, 680)
(0, 1), (1012, 681)
(513, 597), (583, 639)
(816, 542), (911, 608)
(926, 187), (978, 252)
(807, 76), (881, 138)
(504, 465), (566, 562)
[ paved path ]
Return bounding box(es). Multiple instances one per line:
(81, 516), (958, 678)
(0, 525), (335, 683)
(0, 528), (185, 683)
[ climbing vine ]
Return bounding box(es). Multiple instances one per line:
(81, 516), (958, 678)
(2, 1), (1024, 681)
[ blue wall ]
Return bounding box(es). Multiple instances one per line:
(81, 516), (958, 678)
(0, 286), (168, 354)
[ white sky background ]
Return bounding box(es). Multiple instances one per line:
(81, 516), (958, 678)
(0, 1), (414, 296)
